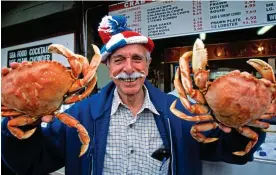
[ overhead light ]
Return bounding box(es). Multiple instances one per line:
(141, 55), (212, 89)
(257, 46), (264, 52)
(257, 25), (274, 35)
(199, 33), (206, 40)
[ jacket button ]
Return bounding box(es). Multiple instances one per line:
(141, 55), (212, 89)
(129, 124), (134, 128)
(130, 150), (134, 154)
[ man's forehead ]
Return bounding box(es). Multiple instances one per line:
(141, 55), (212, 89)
(111, 45), (147, 57)
(111, 52), (145, 58)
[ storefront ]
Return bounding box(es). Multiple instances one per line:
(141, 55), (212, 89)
(2, 1), (276, 174)
(106, 0), (276, 174)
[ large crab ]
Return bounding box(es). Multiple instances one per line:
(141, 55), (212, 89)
(1, 44), (101, 157)
(170, 39), (276, 156)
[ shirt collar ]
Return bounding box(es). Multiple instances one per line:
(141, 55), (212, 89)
(110, 85), (160, 116)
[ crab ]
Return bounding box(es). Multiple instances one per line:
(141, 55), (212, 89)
(170, 38), (276, 156)
(1, 44), (101, 157)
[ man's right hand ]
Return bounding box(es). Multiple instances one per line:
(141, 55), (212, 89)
(41, 115), (55, 123)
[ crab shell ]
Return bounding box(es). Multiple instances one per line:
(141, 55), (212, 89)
(1, 61), (75, 118)
(205, 71), (272, 128)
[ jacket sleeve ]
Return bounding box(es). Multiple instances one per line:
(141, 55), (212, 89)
(1, 115), (67, 175)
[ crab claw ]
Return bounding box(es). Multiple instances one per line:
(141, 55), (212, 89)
(192, 38), (208, 73)
(247, 59), (275, 83)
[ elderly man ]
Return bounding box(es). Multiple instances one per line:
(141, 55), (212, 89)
(2, 15), (265, 175)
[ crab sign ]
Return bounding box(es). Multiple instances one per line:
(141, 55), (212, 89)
(170, 38), (276, 156)
(1, 44), (102, 157)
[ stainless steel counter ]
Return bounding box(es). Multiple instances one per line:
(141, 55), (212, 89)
(202, 159), (276, 175)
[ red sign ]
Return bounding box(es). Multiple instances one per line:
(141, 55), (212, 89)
(164, 38), (276, 63)
(109, 1), (153, 12)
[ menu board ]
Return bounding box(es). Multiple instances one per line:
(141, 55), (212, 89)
(2, 33), (75, 68)
(7, 43), (52, 67)
(109, 0), (276, 40)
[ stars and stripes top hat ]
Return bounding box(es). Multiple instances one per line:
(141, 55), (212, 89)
(98, 15), (154, 62)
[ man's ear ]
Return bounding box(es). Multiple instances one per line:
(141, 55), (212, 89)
(147, 58), (152, 67)
(106, 59), (110, 68)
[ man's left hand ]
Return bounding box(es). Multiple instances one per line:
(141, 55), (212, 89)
(219, 123), (232, 133)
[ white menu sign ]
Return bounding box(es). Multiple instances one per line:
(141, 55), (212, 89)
(109, 0), (276, 40)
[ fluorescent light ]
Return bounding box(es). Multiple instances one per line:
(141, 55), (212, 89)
(200, 33), (206, 40)
(257, 25), (274, 35)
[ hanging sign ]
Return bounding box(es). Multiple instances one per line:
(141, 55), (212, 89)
(109, 1), (276, 40)
(7, 43), (52, 67)
(1, 33), (75, 68)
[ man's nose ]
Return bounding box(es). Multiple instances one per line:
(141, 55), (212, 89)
(123, 58), (134, 73)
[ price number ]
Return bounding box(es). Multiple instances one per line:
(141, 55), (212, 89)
(246, 10), (256, 14)
(245, 0), (256, 8)
(193, 17), (203, 31)
(192, 0), (202, 16)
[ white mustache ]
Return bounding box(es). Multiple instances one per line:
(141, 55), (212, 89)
(113, 71), (146, 79)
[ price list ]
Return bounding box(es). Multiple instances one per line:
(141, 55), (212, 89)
(208, 1), (242, 29)
(243, 0), (257, 25)
(192, 0), (203, 31)
(109, 1), (276, 40)
(131, 6), (142, 33)
(109, 4), (143, 34)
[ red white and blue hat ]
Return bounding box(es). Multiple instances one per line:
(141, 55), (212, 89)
(98, 15), (154, 62)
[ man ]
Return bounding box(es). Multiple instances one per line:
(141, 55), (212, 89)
(1, 15), (265, 175)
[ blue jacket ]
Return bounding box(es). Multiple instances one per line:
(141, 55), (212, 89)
(1, 80), (265, 175)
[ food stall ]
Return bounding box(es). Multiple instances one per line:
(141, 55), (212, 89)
(108, 1), (276, 173)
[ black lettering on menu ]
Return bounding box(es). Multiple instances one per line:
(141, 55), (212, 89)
(7, 43), (52, 67)
(147, 2), (189, 37)
(209, 1), (228, 14)
(266, 2), (275, 21)
(209, 1), (242, 29)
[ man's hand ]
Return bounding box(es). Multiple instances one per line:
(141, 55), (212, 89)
(218, 123), (232, 133)
(41, 115), (54, 123)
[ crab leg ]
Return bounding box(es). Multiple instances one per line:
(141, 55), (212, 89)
(48, 44), (82, 78)
(249, 101), (276, 130)
(174, 68), (209, 114)
(233, 126), (258, 156)
(7, 115), (37, 139)
(190, 122), (219, 143)
(266, 99), (276, 115)
(2, 111), (24, 117)
(1, 105), (24, 117)
(178, 51), (206, 104)
(68, 45), (101, 93)
(54, 112), (90, 157)
(170, 100), (214, 122)
(170, 101), (218, 142)
(64, 76), (97, 104)
(247, 115), (273, 129)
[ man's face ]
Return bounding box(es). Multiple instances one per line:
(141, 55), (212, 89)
(108, 44), (151, 95)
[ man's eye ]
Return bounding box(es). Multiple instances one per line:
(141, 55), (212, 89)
(114, 59), (122, 63)
(133, 56), (143, 60)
